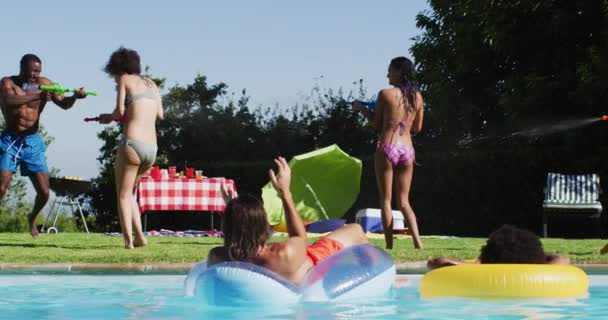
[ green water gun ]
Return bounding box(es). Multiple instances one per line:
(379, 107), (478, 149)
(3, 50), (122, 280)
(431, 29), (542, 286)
(39, 83), (97, 96)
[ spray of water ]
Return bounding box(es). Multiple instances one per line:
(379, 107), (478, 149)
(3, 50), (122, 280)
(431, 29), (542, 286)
(458, 116), (605, 148)
(509, 117), (600, 138)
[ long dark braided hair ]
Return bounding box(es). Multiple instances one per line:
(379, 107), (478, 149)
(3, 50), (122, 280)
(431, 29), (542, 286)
(390, 57), (418, 114)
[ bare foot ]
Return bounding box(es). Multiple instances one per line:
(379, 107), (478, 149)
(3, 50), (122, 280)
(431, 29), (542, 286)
(28, 215), (39, 240)
(124, 238), (134, 249)
(134, 237), (148, 248)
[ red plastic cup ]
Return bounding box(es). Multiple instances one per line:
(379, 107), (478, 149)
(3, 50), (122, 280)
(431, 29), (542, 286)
(151, 166), (161, 180)
(186, 167), (194, 178)
(168, 166), (176, 177)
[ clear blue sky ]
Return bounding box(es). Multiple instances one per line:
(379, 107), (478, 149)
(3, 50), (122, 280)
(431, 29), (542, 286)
(1, 1), (430, 197)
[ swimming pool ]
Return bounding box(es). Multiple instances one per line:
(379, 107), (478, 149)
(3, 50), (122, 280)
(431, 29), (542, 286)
(1, 274), (607, 319)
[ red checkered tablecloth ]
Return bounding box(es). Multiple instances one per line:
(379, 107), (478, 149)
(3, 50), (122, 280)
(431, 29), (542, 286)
(137, 177), (237, 213)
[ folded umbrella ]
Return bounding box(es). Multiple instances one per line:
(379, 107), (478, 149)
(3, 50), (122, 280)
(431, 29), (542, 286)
(262, 144), (362, 226)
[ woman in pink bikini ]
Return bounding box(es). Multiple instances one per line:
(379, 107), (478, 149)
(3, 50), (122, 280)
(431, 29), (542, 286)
(352, 57), (424, 250)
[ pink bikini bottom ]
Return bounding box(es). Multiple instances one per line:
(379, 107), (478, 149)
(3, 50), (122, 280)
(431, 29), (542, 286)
(378, 143), (415, 167)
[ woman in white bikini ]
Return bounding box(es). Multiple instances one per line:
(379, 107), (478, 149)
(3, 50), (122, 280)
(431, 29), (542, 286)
(99, 47), (164, 249)
(352, 57), (424, 250)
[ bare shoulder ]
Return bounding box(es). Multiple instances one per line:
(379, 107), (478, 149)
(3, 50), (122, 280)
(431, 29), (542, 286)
(0, 77), (16, 96)
(207, 246), (228, 266)
(377, 88), (395, 105)
(0, 77), (17, 90)
(259, 242), (295, 269)
(1, 76), (14, 85)
(261, 242), (299, 265)
(119, 74), (132, 85)
(266, 241), (289, 255)
(379, 88), (398, 98)
(143, 76), (158, 87)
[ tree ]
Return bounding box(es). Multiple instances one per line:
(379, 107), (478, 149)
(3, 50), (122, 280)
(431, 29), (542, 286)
(405, 0), (608, 236)
(411, 0), (608, 146)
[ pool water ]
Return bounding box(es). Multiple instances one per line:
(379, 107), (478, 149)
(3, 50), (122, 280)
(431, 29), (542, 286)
(1, 274), (607, 319)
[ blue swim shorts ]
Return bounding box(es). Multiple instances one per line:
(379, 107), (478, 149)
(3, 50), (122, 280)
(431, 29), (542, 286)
(0, 131), (48, 176)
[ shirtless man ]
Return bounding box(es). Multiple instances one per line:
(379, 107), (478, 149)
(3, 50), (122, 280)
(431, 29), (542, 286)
(0, 54), (87, 238)
(207, 157), (369, 284)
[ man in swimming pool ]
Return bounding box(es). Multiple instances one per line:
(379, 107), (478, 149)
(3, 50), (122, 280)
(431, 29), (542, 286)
(207, 157), (370, 284)
(427, 224), (570, 270)
(0, 54), (88, 239)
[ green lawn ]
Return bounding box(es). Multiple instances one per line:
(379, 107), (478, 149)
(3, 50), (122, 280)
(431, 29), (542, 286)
(0, 233), (606, 264)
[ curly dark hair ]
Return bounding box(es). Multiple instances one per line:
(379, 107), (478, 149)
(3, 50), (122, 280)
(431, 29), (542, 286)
(104, 47), (141, 76)
(479, 224), (546, 264)
(389, 57), (418, 114)
(222, 194), (273, 261)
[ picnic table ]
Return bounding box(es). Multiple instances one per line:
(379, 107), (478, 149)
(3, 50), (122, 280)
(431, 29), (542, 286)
(137, 177), (237, 230)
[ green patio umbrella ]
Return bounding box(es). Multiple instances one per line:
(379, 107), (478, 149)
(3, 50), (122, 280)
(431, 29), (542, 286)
(262, 144), (362, 226)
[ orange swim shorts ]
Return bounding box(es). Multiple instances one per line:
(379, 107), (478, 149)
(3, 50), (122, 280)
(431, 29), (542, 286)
(306, 237), (345, 266)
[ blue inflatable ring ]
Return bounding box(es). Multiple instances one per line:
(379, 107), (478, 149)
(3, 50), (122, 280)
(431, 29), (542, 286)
(184, 244), (395, 305)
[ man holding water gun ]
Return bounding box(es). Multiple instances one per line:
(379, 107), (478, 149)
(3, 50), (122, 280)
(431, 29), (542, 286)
(0, 54), (88, 239)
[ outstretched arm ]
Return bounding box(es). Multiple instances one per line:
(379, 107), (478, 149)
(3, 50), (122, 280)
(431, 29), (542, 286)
(0, 77), (45, 106)
(352, 100), (379, 130)
(99, 77), (127, 124)
(352, 90), (386, 130)
(372, 90), (388, 130)
(206, 247), (227, 267)
(427, 257), (478, 270)
(353, 101), (374, 122)
(41, 78), (87, 110)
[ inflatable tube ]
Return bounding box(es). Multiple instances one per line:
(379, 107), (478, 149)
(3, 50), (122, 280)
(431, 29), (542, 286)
(185, 244), (395, 305)
(185, 260), (300, 306)
(419, 264), (589, 299)
(300, 242), (396, 301)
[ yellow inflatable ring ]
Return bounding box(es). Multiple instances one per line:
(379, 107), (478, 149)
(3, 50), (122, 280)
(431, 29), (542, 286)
(419, 264), (588, 298)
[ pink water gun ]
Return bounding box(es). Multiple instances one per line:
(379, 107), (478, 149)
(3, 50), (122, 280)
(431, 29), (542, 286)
(84, 114), (128, 123)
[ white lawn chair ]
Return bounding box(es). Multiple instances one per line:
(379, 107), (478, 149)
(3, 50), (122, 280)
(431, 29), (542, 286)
(542, 173), (603, 237)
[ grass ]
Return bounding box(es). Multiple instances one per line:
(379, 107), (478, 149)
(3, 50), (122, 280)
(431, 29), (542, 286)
(0, 233), (607, 264)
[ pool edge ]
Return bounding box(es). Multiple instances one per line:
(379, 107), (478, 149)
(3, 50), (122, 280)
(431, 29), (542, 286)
(0, 262), (607, 275)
